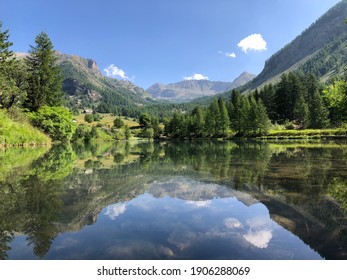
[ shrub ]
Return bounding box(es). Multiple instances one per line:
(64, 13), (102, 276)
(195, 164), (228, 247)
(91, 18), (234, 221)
(28, 106), (76, 142)
(84, 113), (102, 123)
(84, 114), (94, 123)
(113, 117), (124, 128)
(72, 124), (91, 141)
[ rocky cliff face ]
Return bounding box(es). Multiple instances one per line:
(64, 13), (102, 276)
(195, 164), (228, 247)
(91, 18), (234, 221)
(87, 59), (100, 75)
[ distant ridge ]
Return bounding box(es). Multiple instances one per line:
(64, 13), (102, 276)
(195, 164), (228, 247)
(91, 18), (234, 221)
(147, 71), (255, 102)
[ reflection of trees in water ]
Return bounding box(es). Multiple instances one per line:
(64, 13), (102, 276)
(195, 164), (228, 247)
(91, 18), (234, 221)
(22, 175), (63, 259)
(1, 140), (347, 259)
(0, 144), (73, 259)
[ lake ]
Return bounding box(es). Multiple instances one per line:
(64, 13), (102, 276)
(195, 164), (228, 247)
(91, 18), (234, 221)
(1, 140), (347, 260)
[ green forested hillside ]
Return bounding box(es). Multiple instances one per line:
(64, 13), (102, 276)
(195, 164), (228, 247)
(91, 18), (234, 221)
(56, 53), (156, 115)
(248, 0), (347, 89)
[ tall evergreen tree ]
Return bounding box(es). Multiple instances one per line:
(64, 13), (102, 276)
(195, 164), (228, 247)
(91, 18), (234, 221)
(24, 32), (63, 111)
(309, 91), (329, 128)
(247, 96), (261, 135)
(260, 83), (276, 120)
(217, 98), (230, 137)
(0, 22), (25, 109)
(257, 100), (271, 135)
(205, 99), (220, 137)
(230, 94), (249, 136)
(294, 94), (310, 129)
(275, 73), (290, 121)
(190, 106), (205, 138)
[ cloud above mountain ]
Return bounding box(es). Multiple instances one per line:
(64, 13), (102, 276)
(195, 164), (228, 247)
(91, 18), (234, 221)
(104, 64), (130, 80)
(238, 34), (267, 53)
(184, 73), (209, 80)
(218, 51), (236, 58)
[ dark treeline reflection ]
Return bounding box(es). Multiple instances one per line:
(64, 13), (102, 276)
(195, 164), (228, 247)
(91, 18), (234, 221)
(1, 140), (347, 259)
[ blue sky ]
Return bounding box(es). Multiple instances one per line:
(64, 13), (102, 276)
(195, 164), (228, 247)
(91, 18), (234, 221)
(1, 0), (342, 88)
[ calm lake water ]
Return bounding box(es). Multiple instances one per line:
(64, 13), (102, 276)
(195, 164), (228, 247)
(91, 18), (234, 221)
(1, 140), (347, 260)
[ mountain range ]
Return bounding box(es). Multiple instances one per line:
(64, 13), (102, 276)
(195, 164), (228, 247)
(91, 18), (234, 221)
(15, 0), (347, 112)
(146, 72), (255, 102)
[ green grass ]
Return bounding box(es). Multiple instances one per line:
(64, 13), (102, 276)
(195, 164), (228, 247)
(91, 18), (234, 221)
(74, 113), (139, 128)
(0, 146), (49, 181)
(261, 128), (347, 139)
(0, 109), (51, 147)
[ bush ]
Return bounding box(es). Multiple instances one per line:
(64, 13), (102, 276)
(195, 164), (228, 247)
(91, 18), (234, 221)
(113, 117), (124, 128)
(84, 113), (102, 123)
(84, 114), (94, 123)
(141, 127), (154, 139)
(29, 106), (76, 142)
(72, 124), (91, 141)
(284, 121), (295, 130)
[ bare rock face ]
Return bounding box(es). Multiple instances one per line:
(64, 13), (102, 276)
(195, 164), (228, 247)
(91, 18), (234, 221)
(87, 59), (99, 71)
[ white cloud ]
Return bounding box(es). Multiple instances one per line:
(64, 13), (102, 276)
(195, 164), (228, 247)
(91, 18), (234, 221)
(237, 34), (267, 53)
(184, 73), (209, 81)
(242, 217), (273, 248)
(104, 202), (127, 220)
(219, 51), (236, 58)
(224, 218), (243, 229)
(186, 200), (212, 208)
(104, 64), (130, 80)
(227, 52), (236, 58)
(243, 230), (273, 249)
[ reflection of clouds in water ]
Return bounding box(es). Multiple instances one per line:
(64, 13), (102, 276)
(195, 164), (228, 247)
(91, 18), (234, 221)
(246, 217), (269, 228)
(103, 181), (275, 253)
(186, 200), (212, 208)
(243, 230), (273, 249)
(224, 218), (243, 229)
(54, 237), (81, 250)
(167, 229), (197, 250)
(222, 216), (274, 249)
(243, 217), (273, 249)
(106, 240), (175, 259)
(104, 202), (127, 220)
(129, 194), (156, 211)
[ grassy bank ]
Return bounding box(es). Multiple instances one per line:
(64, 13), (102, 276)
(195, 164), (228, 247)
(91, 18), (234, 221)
(0, 109), (51, 147)
(260, 128), (347, 139)
(74, 113), (142, 141)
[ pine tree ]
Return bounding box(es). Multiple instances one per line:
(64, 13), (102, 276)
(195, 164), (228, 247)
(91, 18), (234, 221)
(309, 91), (329, 128)
(247, 96), (259, 135)
(190, 106), (205, 138)
(230, 94), (249, 136)
(257, 100), (271, 135)
(205, 99), (220, 137)
(275, 73), (290, 121)
(24, 32), (63, 111)
(260, 83), (276, 120)
(217, 98), (230, 137)
(0, 22), (25, 109)
(151, 117), (162, 139)
(294, 94), (310, 129)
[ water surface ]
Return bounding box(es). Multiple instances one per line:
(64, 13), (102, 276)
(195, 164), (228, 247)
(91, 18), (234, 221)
(1, 140), (347, 259)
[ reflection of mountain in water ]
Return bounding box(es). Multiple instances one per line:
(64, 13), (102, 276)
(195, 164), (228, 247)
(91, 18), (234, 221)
(1, 140), (347, 259)
(147, 177), (258, 206)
